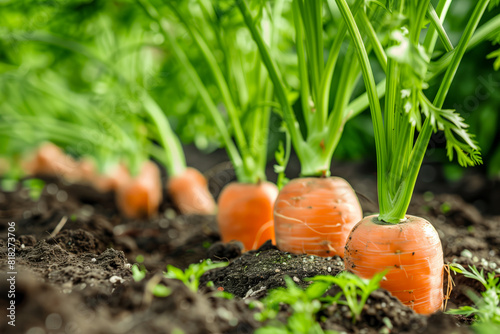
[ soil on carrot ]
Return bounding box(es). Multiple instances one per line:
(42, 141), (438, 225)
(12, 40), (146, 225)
(1, 153), (499, 334)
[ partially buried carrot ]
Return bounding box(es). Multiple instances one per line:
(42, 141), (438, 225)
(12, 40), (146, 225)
(79, 158), (130, 193)
(115, 160), (162, 219)
(329, 0), (489, 317)
(22, 142), (81, 181)
(274, 177), (362, 257)
(166, 167), (216, 215)
(344, 215), (444, 314)
(217, 181), (278, 251)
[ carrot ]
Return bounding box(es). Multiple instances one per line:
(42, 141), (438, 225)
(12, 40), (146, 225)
(78, 158), (97, 184)
(95, 163), (130, 193)
(78, 158), (130, 193)
(217, 181), (278, 251)
(166, 167), (216, 215)
(115, 160), (162, 219)
(251, 219), (276, 250)
(274, 177), (362, 257)
(22, 142), (80, 181)
(332, 0), (489, 315)
(344, 215), (444, 314)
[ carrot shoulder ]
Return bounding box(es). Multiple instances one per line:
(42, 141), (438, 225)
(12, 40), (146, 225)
(217, 181), (278, 251)
(166, 167), (216, 215)
(115, 161), (162, 219)
(274, 177), (362, 257)
(344, 215), (444, 314)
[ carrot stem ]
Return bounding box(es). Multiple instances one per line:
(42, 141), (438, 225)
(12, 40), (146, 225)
(334, 0), (387, 213)
(238, 0), (372, 177)
(336, 0), (489, 223)
(139, 0), (277, 184)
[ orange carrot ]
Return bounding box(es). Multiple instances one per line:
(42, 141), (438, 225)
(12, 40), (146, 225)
(251, 219), (276, 250)
(22, 142), (80, 181)
(94, 163), (130, 193)
(78, 158), (129, 193)
(274, 177), (362, 257)
(78, 157), (97, 184)
(166, 167), (216, 215)
(217, 181), (278, 251)
(344, 214), (444, 314)
(115, 160), (162, 219)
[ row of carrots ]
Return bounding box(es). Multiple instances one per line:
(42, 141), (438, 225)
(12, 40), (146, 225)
(19, 141), (440, 316)
(20, 142), (214, 218)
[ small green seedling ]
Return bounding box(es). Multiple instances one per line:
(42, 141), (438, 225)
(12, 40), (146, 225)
(164, 259), (228, 292)
(214, 290), (234, 300)
(255, 276), (333, 334)
(131, 263), (147, 282)
(0, 178), (17, 192)
(0, 177), (45, 201)
(448, 264), (500, 328)
(152, 284), (171, 298)
(22, 178), (45, 201)
(131, 261), (171, 298)
(309, 270), (387, 323)
(254, 270), (387, 333)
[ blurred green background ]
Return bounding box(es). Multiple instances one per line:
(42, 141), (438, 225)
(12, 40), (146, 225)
(0, 0), (498, 179)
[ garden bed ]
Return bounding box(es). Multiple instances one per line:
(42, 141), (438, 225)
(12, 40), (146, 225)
(1, 154), (499, 334)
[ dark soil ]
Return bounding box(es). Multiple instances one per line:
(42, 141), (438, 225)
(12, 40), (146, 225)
(1, 150), (499, 334)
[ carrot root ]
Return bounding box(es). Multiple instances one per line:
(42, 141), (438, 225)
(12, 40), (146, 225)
(251, 219), (276, 250)
(167, 167), (216, 215)
(115, 161), (162, 219)
(274, 177), (362, 257)
(22, 142), (80, 181)
(344, 214), (444, 315)
(217, 181), (278, 251)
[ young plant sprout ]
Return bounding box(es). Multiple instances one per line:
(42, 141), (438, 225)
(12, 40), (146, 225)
(448, 264), (500, 327)
(334, 0), (497, 314)
(137, 0), (283, 250)
(238, 0), (373, 257)
(164, 259), (228, 292)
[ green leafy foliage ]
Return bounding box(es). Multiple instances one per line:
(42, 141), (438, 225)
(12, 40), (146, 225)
(448, 264), (500, 328)
(419, 94), (481, 167)
(164, 259), (228, 292)
(486, 48), (500, 71)
(386, 27), (429, 89)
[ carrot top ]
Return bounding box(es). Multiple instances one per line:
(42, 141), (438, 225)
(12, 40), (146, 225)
(237, 0), (373, 177)
(335, 0), (498, 223)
